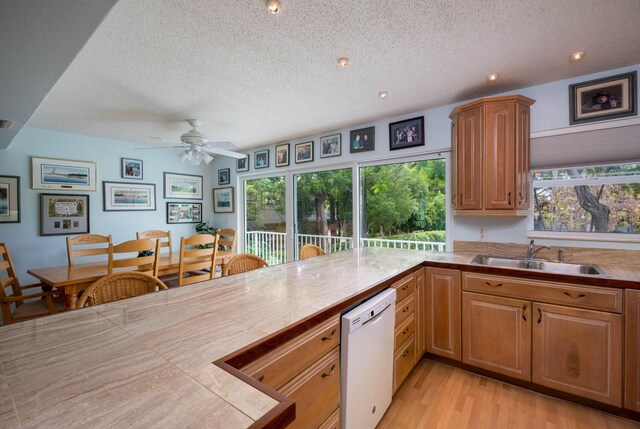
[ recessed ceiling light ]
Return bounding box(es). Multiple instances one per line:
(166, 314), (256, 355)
(337, 57), (349, 69)
(488, 73), (499, 82)
(378, 91), (388, 99)
(570, 51), (586, 62)
(266, 0), (281, 14)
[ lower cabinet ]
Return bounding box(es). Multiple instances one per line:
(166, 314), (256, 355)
(392, 271), (421, 393)
(626, 289), (640, 411)
(425, 267), (461, 360)
(414, 268), (426, 359)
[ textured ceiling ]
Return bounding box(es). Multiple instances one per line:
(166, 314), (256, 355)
(27, 0), (640, 149)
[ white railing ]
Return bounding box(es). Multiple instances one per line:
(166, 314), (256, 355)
(296, 234), (354, 255)
(360, 237), (446, 252)
(245, 231), (287, 266)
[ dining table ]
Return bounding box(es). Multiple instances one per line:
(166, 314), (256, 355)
(27, 250), (236, 310)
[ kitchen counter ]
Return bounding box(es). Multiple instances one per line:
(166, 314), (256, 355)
(1, 248), (639, 428)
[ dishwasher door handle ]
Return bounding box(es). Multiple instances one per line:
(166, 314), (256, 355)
(363, 302), (392, 326)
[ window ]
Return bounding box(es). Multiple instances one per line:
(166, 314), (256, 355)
(532, 162), (640, 235)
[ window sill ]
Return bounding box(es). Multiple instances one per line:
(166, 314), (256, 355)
(527, 230), (640, 243)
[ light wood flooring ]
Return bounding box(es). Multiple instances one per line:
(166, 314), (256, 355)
(378, 359), (639, 429)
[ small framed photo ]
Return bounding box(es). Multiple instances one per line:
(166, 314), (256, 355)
(349, 127), (375, 153)
(31, 157), (97, 191)
(166, 202), (202, 224)
(389, 116), (425, 150)
(121, 158), (143, 180)
(213, 187), (234, 213)
(275, 143), (290, 167)
(0, 175), (20, 223)
(163, 172), (203, 200)
(320, 134), (341, 158)
(237, 155), (249, 172)
(40, 193), (89, 236)
(255, 150), (269, 169)
(570, 71), (637, 125)
(218, 168), (230, 185)
(295, 141), (314, 163)
(103, 182), (156, 211)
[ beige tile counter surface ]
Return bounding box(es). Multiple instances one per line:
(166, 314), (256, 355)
(2, 247), (640, 428)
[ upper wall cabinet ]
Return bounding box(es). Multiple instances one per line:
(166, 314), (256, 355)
(450, 95), (535, 216)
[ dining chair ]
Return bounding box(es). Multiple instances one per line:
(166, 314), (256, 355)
(108, 239), (160, 276)
(300, 244), (326, 260)
(177, 233), (219, 286)
(76, 271), (168, 307)
(222, 253), (268, 277)
(136, 230), (173, 254)
(66, 233), (112, 265)
(0, 242), (65, 325)
(217, 228), (237, 252)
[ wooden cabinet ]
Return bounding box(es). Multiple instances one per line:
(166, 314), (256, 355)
(449, 94), (535, 215)
(425, 267), (461, 360)
(533, 303), (622, 407)
(625, 289), (640, 411)
(414, 268), (426, 358)
(391, 272), (421, 393)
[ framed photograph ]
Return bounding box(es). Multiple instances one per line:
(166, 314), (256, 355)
(320, 133), (342, 158)
(275, 143), (290, 167)
(255, 150), (269, 169)
(570, 71), (637, 125)
(213, 187), (234, 213)
(163, 172), (203, 200)
(295, 141), (314, 163)
(218, 168), (230, 185)
(166, 202), (202, 224)
(40, 193), (89, 236)
(0, 175), (20, 223)
(121, 158), (143, 180)
(103, 181), (156, 211)
(349, 127), (375, 153)
(31, 157), (97, 191)
(389, 116), (425, 150)
(237, 155), (249, 172)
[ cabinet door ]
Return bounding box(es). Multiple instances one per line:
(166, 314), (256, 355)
(626, 289), (640, 411)
(425, 267), (461, 361)
(515, 103), (531, 209)
(414, 268), (426, 359)
(533, 303), (622, 406)
(456, 106), (483, 210)
(484, 102), (515, 209)
(462, 292), (531, 380)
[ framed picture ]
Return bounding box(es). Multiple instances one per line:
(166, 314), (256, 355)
(213, 187), (234, 213)
(320, 133), (341, 158)
(275, 143), (290, 167)
(218, 168), (230, 185)
(389, 116), (425, 150)
(255, 150), (269, 169)
(163, 172), (203, 200)
(31, 157), (97, 191)
(40, 193), (89, 236)
(349, 127), (375, 153)
(121, 158), (143, 180)
(0, 175), (20, 223)
(237, 155), (249, 172)
(166, 202), (202, 224)
(569, 71), (637, 125)
(295, 141), (314, 163)
(103, 181), (156, 211)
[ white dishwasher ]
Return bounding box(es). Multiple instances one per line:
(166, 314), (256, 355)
(340, 288), (396, 429)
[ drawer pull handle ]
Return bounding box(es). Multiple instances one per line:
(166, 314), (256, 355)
(321, 329), (336, 341)
(402, 327), (410, 335)
(485, 281), (503, 287)
(518, 192), (524, 205)
(508, 192), (512, 206)
(563, 292), (586, 299)
(537, 308), (542, 324)
(321, 364), (336, 378)
(522, 305), (527, 322)
(403, 306), (410, 313)
(402, 285), (408, 290)
(452, 194), (456, 205)
(257, 375), (264, 382)
(402, 349), (411, 358)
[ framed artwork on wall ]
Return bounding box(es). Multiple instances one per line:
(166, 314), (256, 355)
(389, 116), (425, 150)
(31, 157), (97, 191)
(163, 172), (203, 200)
(275, 143), (290, 167)
(349, 127), (375, 153)
(569, 71), (637, 125)
(40, 193), (89, 236)
(218, 168), (230, 185)
(0, 175), (20, 223)
(166, 202), (202, 224)
(121, 158), (143, 179)
(103, 181), (156, 211)
(320, 134), (341, 158)
(295, 141), (314, 163)
(237, 155), (249, 172)
(255, 150), (269, 169)
(213, 187), (234, 213)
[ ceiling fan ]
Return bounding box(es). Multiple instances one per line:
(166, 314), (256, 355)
(139, 119), (247, 165)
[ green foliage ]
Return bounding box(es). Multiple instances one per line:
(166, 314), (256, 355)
(385, 230), (446, 243)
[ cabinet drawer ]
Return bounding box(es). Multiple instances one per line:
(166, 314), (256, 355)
(393, 273), (415, 304)
(242, 316), (340, 390)
(463, 273), (622, 313)
(280, 348), (340, 429)
(394, 334), (416, 393)
(318, 406), (340, 429)
(395, 294), (415, 327)
(395, 314), (415, 352)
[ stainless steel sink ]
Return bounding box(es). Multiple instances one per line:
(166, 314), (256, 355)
(470, 255), (608, 277)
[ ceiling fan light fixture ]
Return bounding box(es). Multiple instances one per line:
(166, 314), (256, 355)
(267, 0), (281, 14)
(202, 152), (214, 164)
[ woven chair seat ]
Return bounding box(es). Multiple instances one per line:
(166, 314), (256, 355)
(77, 272), (168, 307)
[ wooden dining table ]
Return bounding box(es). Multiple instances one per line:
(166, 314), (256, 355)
(27, 250), (236, 310)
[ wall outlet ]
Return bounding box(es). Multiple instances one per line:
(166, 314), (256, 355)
(479, 228), (487, 241)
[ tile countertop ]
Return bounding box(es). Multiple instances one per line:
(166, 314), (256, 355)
(1, 248), (639, 429)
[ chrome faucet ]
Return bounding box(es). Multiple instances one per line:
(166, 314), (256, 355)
(527, 239), (551, 259)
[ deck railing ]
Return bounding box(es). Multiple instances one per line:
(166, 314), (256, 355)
(360, 237), (446, 252)
(245, 231), (287, 266)
(296, 234), (354, 255)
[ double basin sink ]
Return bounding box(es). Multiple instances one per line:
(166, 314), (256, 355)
(470, 255), (608, 277)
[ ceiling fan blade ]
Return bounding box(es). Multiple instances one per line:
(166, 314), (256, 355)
(201, 141), (237, 150)
(149, 136), (184, 145)
(202, 147), (247, 159)
(135, 145), (184, 150)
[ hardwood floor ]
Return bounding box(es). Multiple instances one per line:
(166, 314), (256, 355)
(378, 359), (639, 429)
